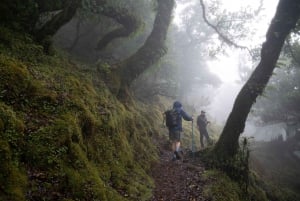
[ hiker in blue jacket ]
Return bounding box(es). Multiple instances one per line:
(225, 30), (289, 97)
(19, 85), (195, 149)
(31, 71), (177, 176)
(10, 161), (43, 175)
(169, 101), (193, 161)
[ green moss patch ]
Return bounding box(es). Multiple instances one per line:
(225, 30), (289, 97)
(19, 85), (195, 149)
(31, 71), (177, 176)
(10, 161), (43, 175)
(0, 103), (27, 201)
(0, 28), (161, 201)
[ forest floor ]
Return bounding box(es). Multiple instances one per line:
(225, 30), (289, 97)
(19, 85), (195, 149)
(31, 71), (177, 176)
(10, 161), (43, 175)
(149, 135), (300, 201)
(149, 140), (212, 201)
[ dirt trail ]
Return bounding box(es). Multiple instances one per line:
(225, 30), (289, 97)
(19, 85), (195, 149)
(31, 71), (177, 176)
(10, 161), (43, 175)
(149, 142), (209, 201)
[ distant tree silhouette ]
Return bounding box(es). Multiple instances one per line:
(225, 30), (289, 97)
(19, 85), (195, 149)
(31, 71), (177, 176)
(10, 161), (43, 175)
(105, 0), (175, 102)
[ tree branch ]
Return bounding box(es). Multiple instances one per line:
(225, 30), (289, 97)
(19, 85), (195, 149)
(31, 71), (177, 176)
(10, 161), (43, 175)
(94, 1), (140, 51)
(199, 0), (252, 54)
(35, 0), (81, 42)
(213, 0), (300, 159)
(286, 39), (300, 67)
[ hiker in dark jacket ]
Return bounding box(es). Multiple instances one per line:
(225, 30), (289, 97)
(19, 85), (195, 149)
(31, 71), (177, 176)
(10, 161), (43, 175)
(169, 101), (193, 161)
(197, 110), (211, 148)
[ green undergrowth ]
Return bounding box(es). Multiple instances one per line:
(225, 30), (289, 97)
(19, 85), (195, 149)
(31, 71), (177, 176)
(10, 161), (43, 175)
(201, 169), (270, 201)
(0, 27), (162, 201)
(196, 138), (300, 201)
(201, 169), (300, 201)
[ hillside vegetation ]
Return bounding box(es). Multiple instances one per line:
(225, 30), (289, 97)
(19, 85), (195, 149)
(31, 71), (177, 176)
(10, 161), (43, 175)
(0, 27), (163, 201)
(1, 26), (300, 201)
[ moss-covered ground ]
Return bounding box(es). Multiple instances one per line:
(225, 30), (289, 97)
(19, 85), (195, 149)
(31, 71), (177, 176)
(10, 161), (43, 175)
(0, 26), (163, 201)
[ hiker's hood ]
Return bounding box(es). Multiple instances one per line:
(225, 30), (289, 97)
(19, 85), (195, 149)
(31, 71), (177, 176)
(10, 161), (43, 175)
(173, 101), (182, 109)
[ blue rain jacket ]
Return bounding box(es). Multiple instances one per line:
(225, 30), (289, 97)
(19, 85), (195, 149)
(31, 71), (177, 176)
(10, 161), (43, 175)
(170, 101), (193, 132)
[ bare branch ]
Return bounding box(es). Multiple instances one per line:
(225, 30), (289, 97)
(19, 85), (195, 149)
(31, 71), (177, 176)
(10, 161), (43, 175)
(199, 0), (252, 55)
(253, 0), (264, 16)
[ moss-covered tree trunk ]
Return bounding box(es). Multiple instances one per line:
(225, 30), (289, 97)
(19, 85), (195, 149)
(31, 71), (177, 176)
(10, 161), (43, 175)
(0, 0), (81, 52)
(95, 4), (141, 51)
(110, 0), (175, 102)
(213, 0), (300, 160)
(35, 0), (81, 51)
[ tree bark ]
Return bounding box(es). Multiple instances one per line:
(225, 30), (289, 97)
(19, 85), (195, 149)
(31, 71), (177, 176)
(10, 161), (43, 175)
(35, 0), (81, 43)
(95, 6), (140, 51)
(36, 0), (64, 13)
(213, 0), (300, 159)
(112, 0), (175, 101)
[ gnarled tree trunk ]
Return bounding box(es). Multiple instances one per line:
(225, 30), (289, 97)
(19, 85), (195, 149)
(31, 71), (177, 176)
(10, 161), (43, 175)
(95, 5), (141, 51)
(112, 0), (175, 102)
(213, 0), (300, 160)
(35, 0), (81, 52)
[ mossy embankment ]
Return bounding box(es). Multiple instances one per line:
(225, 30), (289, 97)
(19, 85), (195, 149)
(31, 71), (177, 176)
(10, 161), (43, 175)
(0, 27), (165, 201)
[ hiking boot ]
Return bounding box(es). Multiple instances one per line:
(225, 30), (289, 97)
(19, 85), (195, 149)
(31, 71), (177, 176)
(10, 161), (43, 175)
(179, 150), (184, 160)
(174, 151), (183, 160)
(171, 156), (177, 161)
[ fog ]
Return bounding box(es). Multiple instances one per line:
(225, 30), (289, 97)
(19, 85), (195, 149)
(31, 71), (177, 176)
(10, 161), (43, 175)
(209, 82), (241, 123)
(51, 0), (299, 195)
(166, 4), (298, 167)
(53, 0), (299, 143)
(171, 3), (300, 192)
(172, 0), (283, 141)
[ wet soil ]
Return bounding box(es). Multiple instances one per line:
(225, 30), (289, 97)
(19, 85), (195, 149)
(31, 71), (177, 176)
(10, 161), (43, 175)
(149, 142), (211, 201)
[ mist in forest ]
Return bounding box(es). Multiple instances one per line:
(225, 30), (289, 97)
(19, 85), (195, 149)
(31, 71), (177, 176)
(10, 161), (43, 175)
(53, 0), (300, 144)
(170, 1), (300, 193)
(47, 0), (300, 196)
(53, 0), (297, 141)
(2, 0), (300, 199)
(170, 0), (272, 125)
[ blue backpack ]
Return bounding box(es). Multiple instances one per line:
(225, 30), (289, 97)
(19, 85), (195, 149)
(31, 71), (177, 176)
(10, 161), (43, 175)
(165, 109), (180, 128)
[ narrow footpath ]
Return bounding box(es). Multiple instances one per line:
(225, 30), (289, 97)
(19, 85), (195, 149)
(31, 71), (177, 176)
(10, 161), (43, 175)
(149, 141), (210, 201)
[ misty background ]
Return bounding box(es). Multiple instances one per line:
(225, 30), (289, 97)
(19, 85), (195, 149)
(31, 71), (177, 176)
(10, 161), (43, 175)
(2, 0), (300, 199)
(52, 0), (300, 193)
(53, 0), (300, 142)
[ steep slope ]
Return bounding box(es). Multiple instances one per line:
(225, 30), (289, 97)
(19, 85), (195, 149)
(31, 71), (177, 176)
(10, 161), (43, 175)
(250, 136), (300, 198)
(0, 27), (162, 201)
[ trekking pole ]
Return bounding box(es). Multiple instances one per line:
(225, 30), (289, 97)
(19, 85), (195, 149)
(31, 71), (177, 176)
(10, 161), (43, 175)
(191, 120), (195, 159)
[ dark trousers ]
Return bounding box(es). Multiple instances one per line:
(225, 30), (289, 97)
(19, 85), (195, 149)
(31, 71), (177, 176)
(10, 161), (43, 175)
(199, 128), (210, 148)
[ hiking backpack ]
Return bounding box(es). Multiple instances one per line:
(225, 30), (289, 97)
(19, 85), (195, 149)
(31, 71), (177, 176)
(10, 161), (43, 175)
(165, 109), (180, 128)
